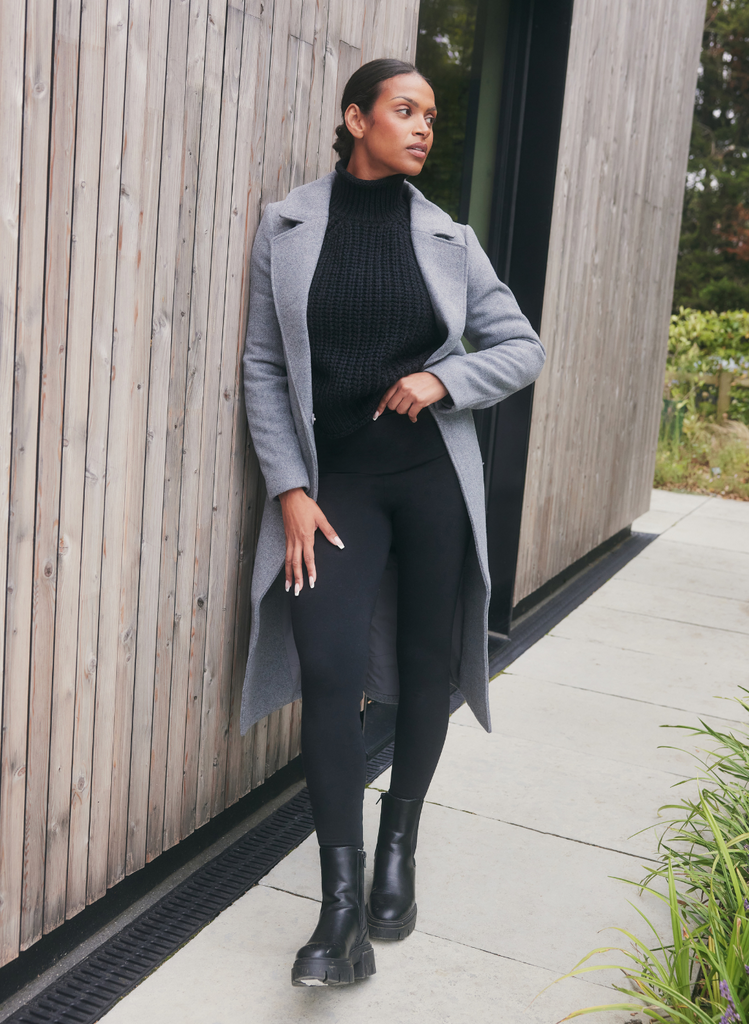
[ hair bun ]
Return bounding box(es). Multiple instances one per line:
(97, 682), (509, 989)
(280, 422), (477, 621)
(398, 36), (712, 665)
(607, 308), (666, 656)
(333, 121), (355, 162)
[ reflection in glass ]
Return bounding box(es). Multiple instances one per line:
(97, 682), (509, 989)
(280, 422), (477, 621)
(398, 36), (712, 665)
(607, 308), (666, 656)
(415, 0), (510, 247)
(415, 0), (480, 221)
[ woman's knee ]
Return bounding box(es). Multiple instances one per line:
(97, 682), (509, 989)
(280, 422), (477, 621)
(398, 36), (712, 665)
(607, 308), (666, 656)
(299, 651), (366, 706)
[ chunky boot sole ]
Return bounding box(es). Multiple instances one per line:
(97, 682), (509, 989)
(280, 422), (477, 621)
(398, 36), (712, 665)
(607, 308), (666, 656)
(291, 941), (376, 987)
(367, 902), (417, 941)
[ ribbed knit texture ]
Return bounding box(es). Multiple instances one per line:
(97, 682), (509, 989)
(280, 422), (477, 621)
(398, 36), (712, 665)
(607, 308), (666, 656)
(306, 160), (443, 438)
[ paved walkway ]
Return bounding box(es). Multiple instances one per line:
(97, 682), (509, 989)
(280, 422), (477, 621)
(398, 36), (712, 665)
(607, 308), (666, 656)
(101, 490), (749, 1024)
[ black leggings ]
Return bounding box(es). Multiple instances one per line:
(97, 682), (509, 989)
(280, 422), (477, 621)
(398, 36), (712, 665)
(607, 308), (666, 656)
(289, 451), (471, 847)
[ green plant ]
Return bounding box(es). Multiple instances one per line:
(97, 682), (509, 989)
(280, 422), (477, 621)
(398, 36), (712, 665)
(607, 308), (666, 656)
(653, 418), (749, 499)
(666, 309), (749, 425)
(549, 692), (749, 1023)
(655, 309), (749, 499)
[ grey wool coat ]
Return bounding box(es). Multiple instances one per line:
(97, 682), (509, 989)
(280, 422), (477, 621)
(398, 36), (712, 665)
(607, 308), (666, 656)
(239, 169), (545, 737)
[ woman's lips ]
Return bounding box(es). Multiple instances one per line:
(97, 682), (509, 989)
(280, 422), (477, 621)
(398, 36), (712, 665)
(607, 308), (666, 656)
(407, 145), (427, 158)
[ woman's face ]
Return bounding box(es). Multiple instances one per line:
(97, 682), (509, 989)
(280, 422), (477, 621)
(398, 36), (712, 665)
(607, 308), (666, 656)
(344, 73), (436, 179)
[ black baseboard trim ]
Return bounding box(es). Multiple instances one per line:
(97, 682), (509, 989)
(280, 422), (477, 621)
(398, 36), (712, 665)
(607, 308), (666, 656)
(0, 526), (657, 1023)
(510, 526), (632, 623)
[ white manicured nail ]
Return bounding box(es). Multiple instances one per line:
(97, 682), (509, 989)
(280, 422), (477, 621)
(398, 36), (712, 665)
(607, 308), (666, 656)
(334, 537), (344, 550)
(294, 583), (301, 597)
(372, 411), (380, 421)
(309, 577), (315, 589)
(285, 580), (290, 592)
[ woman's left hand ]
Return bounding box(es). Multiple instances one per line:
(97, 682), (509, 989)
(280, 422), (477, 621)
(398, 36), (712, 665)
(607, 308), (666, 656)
(375, 371), (448, 423)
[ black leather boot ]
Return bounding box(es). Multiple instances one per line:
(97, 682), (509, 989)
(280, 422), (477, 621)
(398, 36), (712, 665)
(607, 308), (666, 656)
(291, 846), (376, 986)
(367, 793), (423, 940)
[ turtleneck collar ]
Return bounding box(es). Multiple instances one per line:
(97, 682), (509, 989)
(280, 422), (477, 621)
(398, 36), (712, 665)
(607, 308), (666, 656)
(330, 159), (409, 222)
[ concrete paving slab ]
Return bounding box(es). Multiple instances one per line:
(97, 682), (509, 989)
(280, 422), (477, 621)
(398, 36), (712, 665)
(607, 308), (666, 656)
(507, 634), (748, 721)
(648, 489), (711, 514)
(587, 577), (749, 634)
(101, 883), (633, 1024)
(630, 509), (688, 534)
(261, 797), (669, 984)
(486, 673), (731, 778)
(552, 602), (749, 665)
(662, 514), (749, 553)
(615, 540), (749, 600)
(448, 699), (485, 730)
(381, 725), (694, 859)
(692, 495), (749, 523)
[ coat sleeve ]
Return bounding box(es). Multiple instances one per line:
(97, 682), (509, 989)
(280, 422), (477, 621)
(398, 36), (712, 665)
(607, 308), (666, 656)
(427, 223), (546, 412)
(243, 206), (311, 501)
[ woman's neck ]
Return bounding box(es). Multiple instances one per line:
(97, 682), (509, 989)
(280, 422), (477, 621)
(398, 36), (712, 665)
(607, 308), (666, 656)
(331, 160), (408, 222)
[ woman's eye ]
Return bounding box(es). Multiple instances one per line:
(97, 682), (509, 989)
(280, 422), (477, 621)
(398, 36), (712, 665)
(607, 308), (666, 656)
(396, 106), (435, 126)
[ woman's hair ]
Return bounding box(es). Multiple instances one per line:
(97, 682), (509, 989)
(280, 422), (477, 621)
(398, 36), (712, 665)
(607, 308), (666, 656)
(333, 58), (428, 165)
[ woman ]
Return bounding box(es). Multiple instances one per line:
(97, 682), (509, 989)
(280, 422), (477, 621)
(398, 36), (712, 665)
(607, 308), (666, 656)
(240, 58), (545, 987)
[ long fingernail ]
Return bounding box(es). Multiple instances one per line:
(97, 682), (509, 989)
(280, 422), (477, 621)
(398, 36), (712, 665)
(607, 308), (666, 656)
(285, 580), (291, 592)
(294, 583), (301, 597)
(309, 577), (315, 589)
(372, 411), (380, 421)
(334, 537), (345, 550)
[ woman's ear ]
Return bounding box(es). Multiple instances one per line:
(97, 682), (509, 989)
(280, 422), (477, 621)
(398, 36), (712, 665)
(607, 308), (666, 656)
(344, 103), (366, 140)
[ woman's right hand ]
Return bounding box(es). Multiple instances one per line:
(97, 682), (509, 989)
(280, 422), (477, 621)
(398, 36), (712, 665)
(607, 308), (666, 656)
(278, 487), (344, 595)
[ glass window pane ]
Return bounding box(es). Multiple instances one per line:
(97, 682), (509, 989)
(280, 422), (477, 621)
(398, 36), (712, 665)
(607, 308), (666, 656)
(415, 0), (511, 246)
(415, 0), (480, 221)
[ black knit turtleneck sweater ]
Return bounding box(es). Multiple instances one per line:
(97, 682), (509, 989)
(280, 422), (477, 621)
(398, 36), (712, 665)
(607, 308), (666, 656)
(306, 160), (444, 438)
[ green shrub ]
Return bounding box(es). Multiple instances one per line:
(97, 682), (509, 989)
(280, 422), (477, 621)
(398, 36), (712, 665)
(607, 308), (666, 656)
(656, 309), (749, 499)
(553, 692), (749, 1023)
(666, 308), (749, 425)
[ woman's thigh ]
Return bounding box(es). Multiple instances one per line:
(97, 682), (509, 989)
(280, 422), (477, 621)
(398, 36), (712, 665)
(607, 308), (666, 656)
(289, 472), (393, 697)
(391, 455), (471, 663)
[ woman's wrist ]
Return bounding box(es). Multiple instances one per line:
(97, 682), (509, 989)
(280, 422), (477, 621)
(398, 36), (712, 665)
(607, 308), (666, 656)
(280, 486), (306, 506)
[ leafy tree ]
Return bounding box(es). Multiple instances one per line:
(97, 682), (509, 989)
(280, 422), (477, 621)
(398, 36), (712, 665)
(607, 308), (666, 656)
(674, 0), (749, 311)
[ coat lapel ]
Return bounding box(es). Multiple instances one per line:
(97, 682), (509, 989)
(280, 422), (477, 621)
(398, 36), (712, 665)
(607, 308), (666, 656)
(268, 173), (468, 421)
(269, 173), (335, 416)
(407, 184), (467, 364)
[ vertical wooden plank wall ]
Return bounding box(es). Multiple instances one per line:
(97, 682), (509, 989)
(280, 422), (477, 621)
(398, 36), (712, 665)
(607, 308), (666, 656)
(514, 0), (704, 603)
(0, 0), (419, 965)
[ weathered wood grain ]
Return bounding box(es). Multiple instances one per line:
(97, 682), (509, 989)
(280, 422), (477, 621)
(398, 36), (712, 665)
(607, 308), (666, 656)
(106, 0), (170, 888)
(514, 0), (704, 604)
(182, 0), (247, 832)
(0, 0), (25, 827)
(175, 0), (228, 838)
(66, 0), (130, 920)
(301, 0), (329, 184)
(24, 0), (82, 950)
(88, 0), (169, 898)
(126, 0), (194, 876)
(0, 0), (54, 966)
(0, 0), (25, 960)
(42, 0), (104, 939)
(194, 0), (275, 830)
